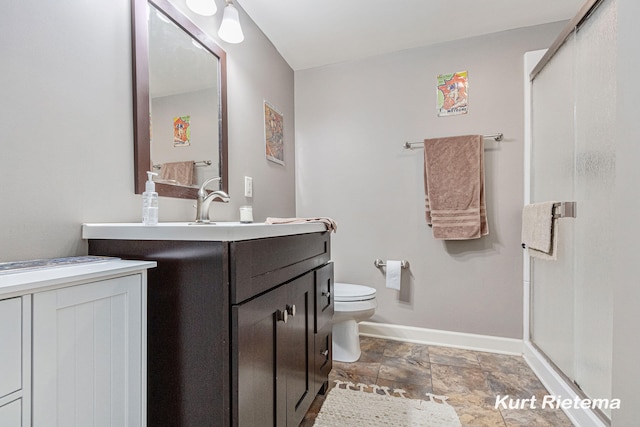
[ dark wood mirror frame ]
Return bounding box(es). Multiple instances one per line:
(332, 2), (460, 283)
(132, 0), (228, 199)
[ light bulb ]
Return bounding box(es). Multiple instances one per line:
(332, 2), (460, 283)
(186, 0), (217, 16)
(218, 3), (244, 44)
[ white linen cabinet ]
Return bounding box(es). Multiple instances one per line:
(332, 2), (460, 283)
(0, 258), (155, 427)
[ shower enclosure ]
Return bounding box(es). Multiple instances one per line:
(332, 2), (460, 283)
(529, 0), (616, 422)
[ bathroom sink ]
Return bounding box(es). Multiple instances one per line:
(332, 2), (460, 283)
(82, 221), (327, 241)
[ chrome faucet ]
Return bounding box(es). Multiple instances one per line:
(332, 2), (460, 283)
(195, 177), (230, 223)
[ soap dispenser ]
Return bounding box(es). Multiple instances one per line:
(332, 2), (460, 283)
(142, 171), (159, 225)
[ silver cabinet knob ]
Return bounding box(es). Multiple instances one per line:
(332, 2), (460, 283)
(277, 309), (288, 323)
(322, 291), (331, 298)
(321, 349), (329, 357)
(286, 304), (296, 317)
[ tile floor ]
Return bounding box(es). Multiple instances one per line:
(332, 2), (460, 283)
(302, 336), (574, 427)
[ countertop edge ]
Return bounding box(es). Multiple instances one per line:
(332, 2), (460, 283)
(81, 222), (328, 241)
(0, 259), (157, 299)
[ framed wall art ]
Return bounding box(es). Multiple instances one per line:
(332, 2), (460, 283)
(437, 71), (468, 117)
(264, 100), (284, 165)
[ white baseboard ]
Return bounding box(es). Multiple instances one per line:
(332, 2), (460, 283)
(358, 321), (523, 355)
(523, 342), (608, 427)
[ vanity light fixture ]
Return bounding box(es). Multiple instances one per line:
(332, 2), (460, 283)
(186, 0), (217, 16)
(218, 0), (244, 44)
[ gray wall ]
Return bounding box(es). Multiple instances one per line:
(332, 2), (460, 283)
(3, 0), (638, 419)
(0, 0), (296, 262)
(295, 22), (565, 339)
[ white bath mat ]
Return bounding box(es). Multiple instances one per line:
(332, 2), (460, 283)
(314, 381), (461, 427)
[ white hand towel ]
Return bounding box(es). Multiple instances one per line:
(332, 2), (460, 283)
(521, 202), (558, 261)
(385, 260), (402, 290)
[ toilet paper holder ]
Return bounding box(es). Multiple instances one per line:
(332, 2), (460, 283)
(374, 259), (409, 269)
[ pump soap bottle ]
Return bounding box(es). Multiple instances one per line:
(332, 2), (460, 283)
(142, 171), (159, 225)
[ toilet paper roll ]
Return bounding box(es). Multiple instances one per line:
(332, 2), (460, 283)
(385, 260), (402, 290)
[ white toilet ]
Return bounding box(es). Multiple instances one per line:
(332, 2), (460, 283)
(332, 282), (377, 362)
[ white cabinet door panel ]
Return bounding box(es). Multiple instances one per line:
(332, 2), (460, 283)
(0, 399), (21, 426)
(0, 298), (22, 399)
(33, 274), (144, 427)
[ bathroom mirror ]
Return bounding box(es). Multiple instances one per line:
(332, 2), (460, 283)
(132, 0), (228, 199)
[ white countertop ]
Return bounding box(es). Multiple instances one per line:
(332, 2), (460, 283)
(82, 221), (328, 241)
(0, 259), (156, 299)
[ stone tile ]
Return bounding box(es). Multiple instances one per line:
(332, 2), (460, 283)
(476, 351), (535, 376)
(331, 359), (380, 381)
(378, 355), (431, 385)
(375, 377), (433, 400)
(429, 345), (481, 369)
(382, 340), (430, 360)
(305, 337), (576, 427)
(485, 369), (549, 401)
(431, 364), (495, 407)
(501, 407), (575, 427)
(329, 367), (377, 387)
(453, 403), (507, 427)
(358, 335), (387, 361)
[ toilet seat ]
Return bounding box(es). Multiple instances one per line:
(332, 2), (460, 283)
(334, 282), (376, 302)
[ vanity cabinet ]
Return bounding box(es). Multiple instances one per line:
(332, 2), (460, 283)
(88, 229), (333, 427)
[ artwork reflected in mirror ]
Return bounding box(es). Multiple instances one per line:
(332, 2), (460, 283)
(132, 0), (227, 199)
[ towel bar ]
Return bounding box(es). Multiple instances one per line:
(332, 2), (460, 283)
(521, 201), (577, 249)
(403, 133), (504, 149)
(374, 259), (409, 269)
(153, 160), (212, 169)
(553, 201), (577, 219)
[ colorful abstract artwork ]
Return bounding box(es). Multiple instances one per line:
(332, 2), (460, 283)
(173, 115), (190, 146)
(264, 101), (284, 165)
(437, 71), (468, 117)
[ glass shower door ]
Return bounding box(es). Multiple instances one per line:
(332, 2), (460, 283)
(530, 31), (576, 381)
(571, 0), (615, 414)
(530, 0), (615, 419)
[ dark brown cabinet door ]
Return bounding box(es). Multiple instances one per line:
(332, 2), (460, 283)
(233, 272), (315, 427)
(284, 273), (315, 427)
(233, 283), (284, 427)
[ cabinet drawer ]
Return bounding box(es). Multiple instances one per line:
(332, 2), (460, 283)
(314, 326), (332, 395)
(0, 298), (22, 399)
(230, 232), (330, 303)
(314, 262), (334, 333)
